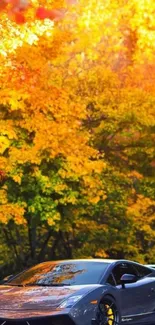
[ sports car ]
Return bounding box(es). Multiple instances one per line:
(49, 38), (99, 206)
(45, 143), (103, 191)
(0, 259), (155, 325)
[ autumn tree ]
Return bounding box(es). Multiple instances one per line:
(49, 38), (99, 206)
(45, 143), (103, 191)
(0, 0), (155, 275)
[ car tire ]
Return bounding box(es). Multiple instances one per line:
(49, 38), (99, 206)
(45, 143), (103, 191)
(95, 296), (120, 325)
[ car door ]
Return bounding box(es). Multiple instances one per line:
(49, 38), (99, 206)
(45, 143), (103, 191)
(111, 262), (152, 324)
(133, 263), (155, 324)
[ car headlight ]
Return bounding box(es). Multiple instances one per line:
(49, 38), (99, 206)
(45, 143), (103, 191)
(59, 295), (83, 308)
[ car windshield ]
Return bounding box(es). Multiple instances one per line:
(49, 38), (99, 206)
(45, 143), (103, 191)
(7, 261), (109, 286)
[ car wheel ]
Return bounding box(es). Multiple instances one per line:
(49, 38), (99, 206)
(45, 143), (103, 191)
(95, 296), (120, 325)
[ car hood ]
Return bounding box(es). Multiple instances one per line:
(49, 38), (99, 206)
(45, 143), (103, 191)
(0, 284), (100, 318)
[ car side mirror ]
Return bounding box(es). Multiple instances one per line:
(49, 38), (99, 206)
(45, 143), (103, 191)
(120, 273), (137, 288)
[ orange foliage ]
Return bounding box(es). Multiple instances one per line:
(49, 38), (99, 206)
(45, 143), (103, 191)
(0, 0), (73, 23)
(0, 0), (155, 264)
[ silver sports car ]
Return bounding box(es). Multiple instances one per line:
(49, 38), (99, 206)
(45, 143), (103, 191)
(0, 259), (155, 325)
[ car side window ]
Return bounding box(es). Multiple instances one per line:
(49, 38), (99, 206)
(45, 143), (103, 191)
(112, 263), (137, 285)
(133, 264), (152, 278)
(106, 274), (116, 286)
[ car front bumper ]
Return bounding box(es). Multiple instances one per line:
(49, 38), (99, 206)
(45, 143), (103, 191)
(0, 312), (75, 325)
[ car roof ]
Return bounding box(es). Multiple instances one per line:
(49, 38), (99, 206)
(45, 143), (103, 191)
(39, 259), (137, 265)
(145, 264), (155, 268)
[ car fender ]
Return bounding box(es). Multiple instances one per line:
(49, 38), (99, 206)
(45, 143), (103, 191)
(70, 285), (121, 325)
